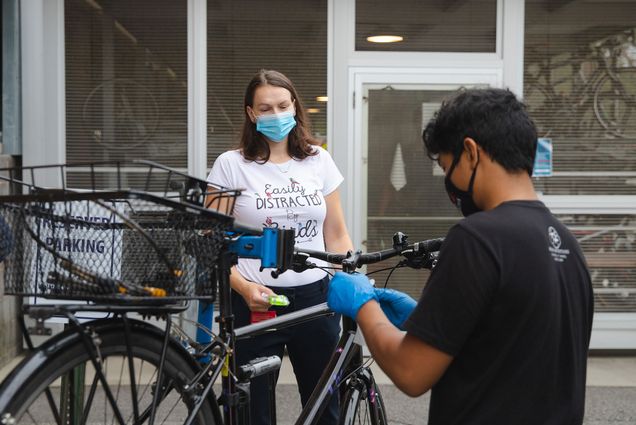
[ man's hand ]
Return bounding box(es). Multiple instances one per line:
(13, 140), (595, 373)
(327, 272), (377, 320)
(375, 288), (417, 330)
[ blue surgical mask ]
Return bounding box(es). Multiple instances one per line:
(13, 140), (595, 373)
(256, 111), (297, 142)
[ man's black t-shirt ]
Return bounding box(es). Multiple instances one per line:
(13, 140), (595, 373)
(404, 200), (594, 425)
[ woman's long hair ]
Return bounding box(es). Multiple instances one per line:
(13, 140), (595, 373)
(240, 69), (320, 162)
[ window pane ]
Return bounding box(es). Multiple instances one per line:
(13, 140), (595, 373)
(557, 213), (636, 313)
(65, 0), (187, 175)
(207, 1), (327, 165)
(366, 88), (461, 299)
(355, 0), (497, 52)
(524, 0), (636, 195)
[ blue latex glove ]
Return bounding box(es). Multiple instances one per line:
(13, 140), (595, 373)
(375, 288), (417, 330)
(327, 272), (378, 320)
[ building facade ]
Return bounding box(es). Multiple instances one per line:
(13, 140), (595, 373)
(1, 0), (635, 355)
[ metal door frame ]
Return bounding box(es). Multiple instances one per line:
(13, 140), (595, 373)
(350, 68), (503, 251)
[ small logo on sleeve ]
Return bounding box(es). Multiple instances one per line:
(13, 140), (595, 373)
(548, 226), (570, 262)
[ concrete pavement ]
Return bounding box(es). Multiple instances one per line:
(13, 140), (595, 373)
(1, 354), (635, 424)
(274, 354), (636, 387)
(273, 355), (636, 425)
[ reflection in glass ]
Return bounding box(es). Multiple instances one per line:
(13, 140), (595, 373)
(365, 88), (461, 297)
(65, 0), (187, 170)
(524, 0), (636, 195)
(559, 214), (636, 313)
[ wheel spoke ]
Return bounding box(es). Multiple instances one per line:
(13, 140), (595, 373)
(127, 351), (141, 422)
(81, 372), (101, 425)
(112, 357), (126, 425)
(134, 366), (159, 413)
(158, 395), (185, 425)
(133, 379), (178, 425)
(93, 361), (127, 425)
(25, 409), (38, 424)
(2, 322), (218, 425)
(43, 386), (62, 425)
(103, 358), (108, 425)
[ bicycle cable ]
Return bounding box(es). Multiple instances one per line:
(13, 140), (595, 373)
(336, 355), (377, 388)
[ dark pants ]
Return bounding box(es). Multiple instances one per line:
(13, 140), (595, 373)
(232, 276), (341, 425)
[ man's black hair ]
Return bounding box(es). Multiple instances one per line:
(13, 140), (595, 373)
(422, 88), (538, 176)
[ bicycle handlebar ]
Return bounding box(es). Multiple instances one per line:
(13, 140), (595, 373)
(344, 237), (443, 267)
(276, 232), (444, 276)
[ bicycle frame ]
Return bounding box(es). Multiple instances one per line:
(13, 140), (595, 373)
(234, 305), (367, 425)
(212, 285), (367, 425)
(201, 231), (442, 425)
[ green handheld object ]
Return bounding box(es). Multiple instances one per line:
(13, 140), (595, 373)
(262, 293), (290, 307)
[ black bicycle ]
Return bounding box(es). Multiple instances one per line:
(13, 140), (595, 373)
(525, 28), (636, 140)
(0, 160), (441, 425)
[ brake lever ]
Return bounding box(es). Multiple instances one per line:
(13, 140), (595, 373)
(292, 260), (317, 273)
(402, 251), (439, 270)
(271, 252), (316, 278)
(422, 251), (439, 270)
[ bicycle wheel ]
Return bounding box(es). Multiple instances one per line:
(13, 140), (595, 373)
(524, 82), (557, 138)
(0, 318), (220, 425)
(82, 78), (159, 151)
(339, 375), (387, 425)
(594, 68), (636, 139)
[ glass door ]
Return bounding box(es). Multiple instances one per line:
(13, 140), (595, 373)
(360, 82), (488, 297)
(355, 78), (636, 349)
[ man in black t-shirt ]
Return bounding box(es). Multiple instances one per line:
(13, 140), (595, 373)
(327, 88), (594, 424)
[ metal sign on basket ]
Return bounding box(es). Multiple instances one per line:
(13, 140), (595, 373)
(30, 200), (124, 322)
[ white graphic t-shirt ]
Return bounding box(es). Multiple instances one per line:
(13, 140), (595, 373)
(207, 146), (343, 287)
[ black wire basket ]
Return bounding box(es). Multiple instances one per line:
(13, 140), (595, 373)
(0, 160), (240, 303)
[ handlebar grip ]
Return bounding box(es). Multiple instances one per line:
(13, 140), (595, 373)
(413, 238), (444, 255)
(293, 248), (347, 264)
(360, 247), (401, 263)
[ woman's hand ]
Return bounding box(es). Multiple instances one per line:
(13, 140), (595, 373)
(236, 280), (276, 312)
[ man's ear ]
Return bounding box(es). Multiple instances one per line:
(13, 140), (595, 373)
(463, 137), (479, 166)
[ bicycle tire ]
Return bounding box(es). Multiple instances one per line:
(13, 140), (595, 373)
(81, 78), (159, 151)
(593, 68), (636, 139)
(0, 318), (221, 425)
(339, 374), (387, 425)
(524, 81), (557, 138)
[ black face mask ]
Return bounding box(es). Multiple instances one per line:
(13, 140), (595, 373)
(444, 151), (481, 217)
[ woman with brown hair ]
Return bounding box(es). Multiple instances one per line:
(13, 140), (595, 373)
(207, 69), (352, 425)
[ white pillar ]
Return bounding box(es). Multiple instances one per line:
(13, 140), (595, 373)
(22, 0), (66, 167)
(501, 0), (525, 97)
(188, 0), (207, 178)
